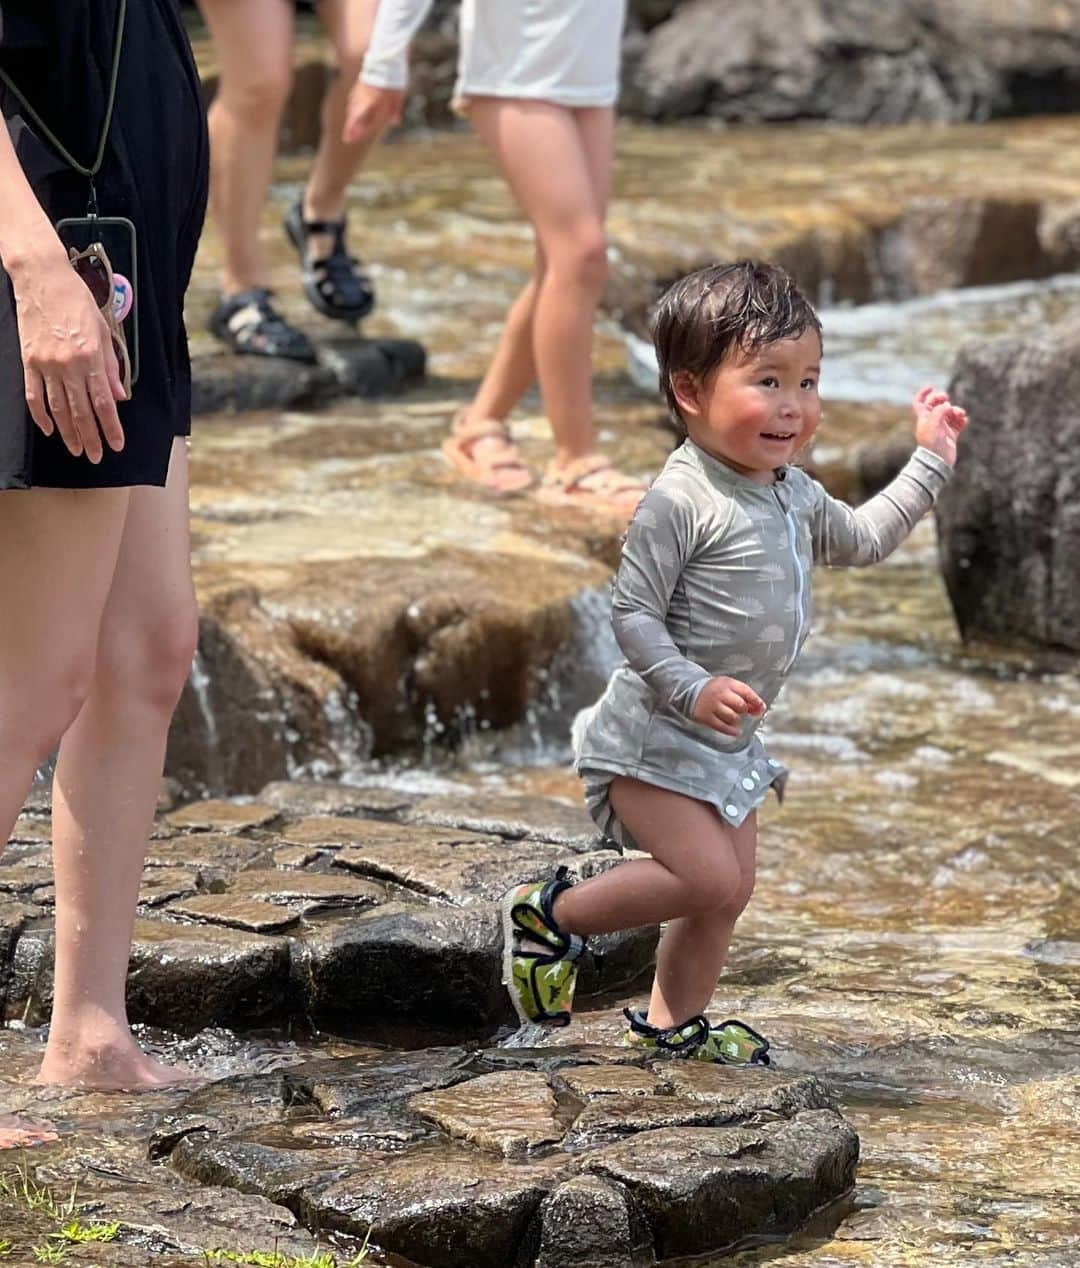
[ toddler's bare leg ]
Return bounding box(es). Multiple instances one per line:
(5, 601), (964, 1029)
(646, 814), (756, 1028)
(553, 777), (744, 934)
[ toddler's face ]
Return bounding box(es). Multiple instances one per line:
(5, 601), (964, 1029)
(680, 330), (822, 482)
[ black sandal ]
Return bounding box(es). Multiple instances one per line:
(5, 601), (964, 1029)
(284, 200), (376, 323)
(208, 287), (316, 363)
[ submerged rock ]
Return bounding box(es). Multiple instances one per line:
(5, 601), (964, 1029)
(937, 317), (1080, 653)
(162, 1045), (858, 1268)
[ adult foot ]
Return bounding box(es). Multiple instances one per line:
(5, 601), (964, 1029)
(0, 1115), (58, 1150)
(34, 1035), (199, 1091)
(536, 453), (647, 520)
(442, 409), (533, 494)
(285, 201), (375, 323)
(208, 287), (316, 363)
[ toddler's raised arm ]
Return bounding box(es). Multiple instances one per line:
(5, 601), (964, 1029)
(612, 487), (712, 718)
(809, 447), (952, 567)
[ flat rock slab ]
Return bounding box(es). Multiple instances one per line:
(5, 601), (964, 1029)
(404, 792), (599, 847)
(410, 1069), (564, 1157)
(4, 787), (658, 1034)
(163, 1046), (859, 1268)
(165, 799), (281, 832)
(166, 894), (301, 934)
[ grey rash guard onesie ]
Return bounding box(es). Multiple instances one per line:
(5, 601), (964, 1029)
(572, 438), (952, 844)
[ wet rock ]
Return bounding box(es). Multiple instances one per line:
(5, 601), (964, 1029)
(259, 779), (416, 819)
(0, 861), (55, 897)
(289, 1046), (472, 1117)
(172, 550), (593, 795)
(881, 197), (1049, 297)
(333, 833), (575, 904)
(404, 792), (599, 847)
(627, 0), (1080, 124)
(659, 1063), (833, 1117)
(533, 1174), (652, 1268)
(293, 901), (505, 1032)
(303, 1147), (564, 1268)
(144, 833), (269, 874)
(150, 1071), (295, 1158)
(0, 898), (39, 1017)
(165, 894), (301, 934)
(137, 866), (204, 908)
(566, 1093), (741, 1148)
(166, 799), (280, 833)
(937, 317), (1080, 653)
(584, 1112), (859, 1259)
(170, 595), (358, 797)
(554, 1064), (664, 1100)
(190, 336), (426, 416)
(409, 1070), (564, 1156)
(227, 868), (386, 914)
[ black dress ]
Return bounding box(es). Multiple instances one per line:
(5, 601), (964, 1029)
(0, 0), (208, 489)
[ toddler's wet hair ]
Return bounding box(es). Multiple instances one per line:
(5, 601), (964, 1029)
(651, 260), (822, 428)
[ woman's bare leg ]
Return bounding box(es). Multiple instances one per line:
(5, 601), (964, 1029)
(467, 100), (614, 464)
(0, 485), (130, 1144)
(305, 0), (382, 243)
(198, 0), (295, 295)
(37, 440), (199, 1088)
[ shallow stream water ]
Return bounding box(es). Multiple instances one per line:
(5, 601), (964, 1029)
(9, 110), (1080, 1265)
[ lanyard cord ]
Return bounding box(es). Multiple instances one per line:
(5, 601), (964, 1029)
(0, 0), (127, 208)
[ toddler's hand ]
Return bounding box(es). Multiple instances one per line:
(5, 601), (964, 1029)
(692, 676), (766, 737)
(913, 385), (968, 467)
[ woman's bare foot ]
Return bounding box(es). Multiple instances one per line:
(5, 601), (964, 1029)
(34, 1029), (199, 1091)
(0, 1114), (58, 1150)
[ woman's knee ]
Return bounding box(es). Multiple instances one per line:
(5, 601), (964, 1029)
(1, 657), (97, 766)
(95, 600), (200, 714)
(217, 61), (293, 127)
(549, 225), (608, 292)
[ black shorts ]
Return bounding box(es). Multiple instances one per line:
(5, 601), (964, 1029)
(0, 0), (208, 490)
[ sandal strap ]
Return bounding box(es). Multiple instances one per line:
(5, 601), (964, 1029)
(451, 411), (515, 444)
(299, 217), (346, 237)
(546, 454), (644, 497)
(217, 288), (312, 357)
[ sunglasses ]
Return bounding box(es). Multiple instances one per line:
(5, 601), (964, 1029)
(69, 242), (132, 400)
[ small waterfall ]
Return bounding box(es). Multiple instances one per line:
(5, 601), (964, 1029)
(188, 651), (224, 793)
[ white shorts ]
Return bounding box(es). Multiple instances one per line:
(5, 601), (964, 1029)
(455, 0), (626, 110)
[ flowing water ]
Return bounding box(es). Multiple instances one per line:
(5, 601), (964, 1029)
(13, 107), (1080, 1264)
(188, 117), (1080, 1265)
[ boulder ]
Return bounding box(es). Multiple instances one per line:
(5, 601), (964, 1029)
(936, 318), (1080, 653)
(626, 0), (1080, 124)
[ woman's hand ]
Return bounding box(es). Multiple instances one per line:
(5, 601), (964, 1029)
(12, 253), (126, 463)
(691, 676), (766, 737)
(343, 80), (406, 145)
(913, 385), (968, 468)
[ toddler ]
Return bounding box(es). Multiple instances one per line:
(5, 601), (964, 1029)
(501, 260), (967, 1062)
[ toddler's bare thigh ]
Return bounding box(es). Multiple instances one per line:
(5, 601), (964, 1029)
(608, 776), (752, 887)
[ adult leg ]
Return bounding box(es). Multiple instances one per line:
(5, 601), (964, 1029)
(37, 439), (199, 1088)
(0, 485), (130, 1145)
(467, 100), (610, 465)
(198, 0), (295, 295)
(468, 107), (614, 428)
(305, 0), (382, 236)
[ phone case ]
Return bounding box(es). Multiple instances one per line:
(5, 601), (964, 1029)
(55, 215), (140, 387)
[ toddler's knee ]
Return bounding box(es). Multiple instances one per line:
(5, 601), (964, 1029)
(220, 64), (293, 126)
(684, 859), (743, 915)
(96, 601), (200, 715)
